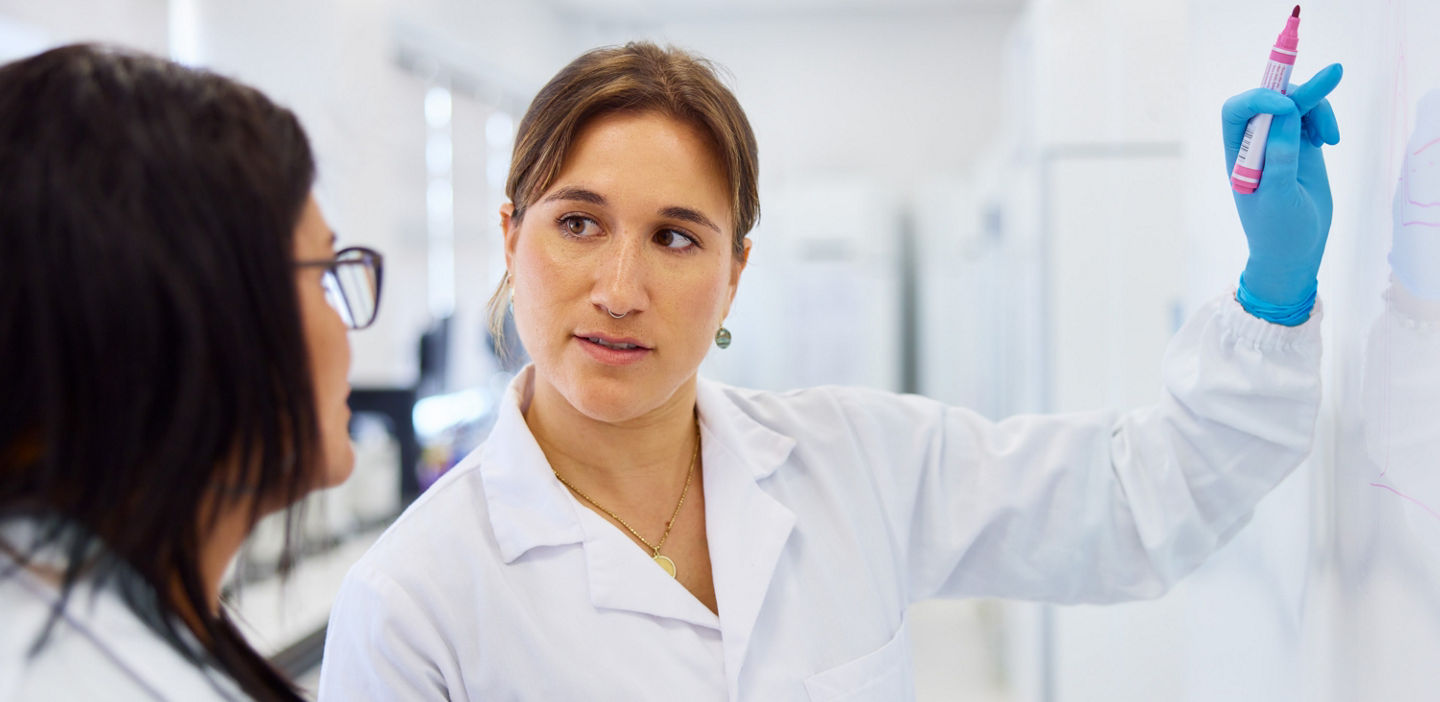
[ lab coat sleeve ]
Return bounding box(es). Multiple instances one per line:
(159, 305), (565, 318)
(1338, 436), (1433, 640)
(840, 294), (1322, 604)
(316, 563), (453, 700)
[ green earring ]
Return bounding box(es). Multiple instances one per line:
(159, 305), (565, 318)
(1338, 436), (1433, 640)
(714, 326), (732, 349)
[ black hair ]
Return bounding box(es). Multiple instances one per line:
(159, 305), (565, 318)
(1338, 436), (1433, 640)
(0, 43), (320, 700)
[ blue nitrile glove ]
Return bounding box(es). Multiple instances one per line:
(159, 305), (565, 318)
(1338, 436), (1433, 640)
(1222, 63), (1343, 325)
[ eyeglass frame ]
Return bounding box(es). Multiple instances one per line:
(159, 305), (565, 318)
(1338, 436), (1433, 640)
(293, 245), (385, 330)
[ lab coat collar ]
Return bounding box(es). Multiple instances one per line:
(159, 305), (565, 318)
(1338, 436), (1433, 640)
(478, 369), (801, 645)
(693, 377), (797, 479)
(480, 369), (799, 564)
(478, 366), (587, 564)
(2, 517), (247, 700)
(580, 378), (801, 635)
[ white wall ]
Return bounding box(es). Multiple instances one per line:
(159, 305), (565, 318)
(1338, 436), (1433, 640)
(974, 3), (1195, 700)
(0, 0), (166, 57)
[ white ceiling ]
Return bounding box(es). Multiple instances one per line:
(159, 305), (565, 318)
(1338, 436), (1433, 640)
(532, 0), (1026, 24)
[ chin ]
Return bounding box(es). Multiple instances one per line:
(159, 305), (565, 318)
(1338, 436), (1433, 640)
(568, 389), (652, 424)
(317, 443), (357, 489)
(548, 370), (636, 418)
(559, 368), (692, 425)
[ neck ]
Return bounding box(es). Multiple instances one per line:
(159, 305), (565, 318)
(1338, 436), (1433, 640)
(525, 372), (700, 508)
(165, 497), (250, 641)
(174, 498), (253, 636)
(200, 509), (251, 611)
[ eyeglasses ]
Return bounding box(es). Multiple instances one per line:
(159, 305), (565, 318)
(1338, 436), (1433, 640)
(295, 246), (384, 330)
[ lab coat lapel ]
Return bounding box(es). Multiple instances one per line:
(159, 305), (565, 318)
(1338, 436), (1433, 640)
(486, 369), (719, 628)
(575, 504), (721, 630)
(695, 380), (798, 695)
(480, 367), (586, 563)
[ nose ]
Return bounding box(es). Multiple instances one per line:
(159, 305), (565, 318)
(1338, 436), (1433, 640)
(590, 232), (649, 318)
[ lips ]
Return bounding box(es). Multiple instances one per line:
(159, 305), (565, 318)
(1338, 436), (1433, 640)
(585, 336), (640, 350)
(575, 333), (650, 350)
(574, 332), (652, 366)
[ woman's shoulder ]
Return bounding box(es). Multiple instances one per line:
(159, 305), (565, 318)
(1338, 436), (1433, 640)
(705, 377), (892, 408)
(700, 378), (954, 432)
(0, 561), (242, 701)
(341, 448), (501, 586)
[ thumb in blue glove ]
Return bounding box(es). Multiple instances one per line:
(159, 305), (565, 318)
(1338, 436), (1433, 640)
(1221, 62), (1343, 325)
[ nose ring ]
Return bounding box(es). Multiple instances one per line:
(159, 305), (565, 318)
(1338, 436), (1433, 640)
(605, 307), (628, 319)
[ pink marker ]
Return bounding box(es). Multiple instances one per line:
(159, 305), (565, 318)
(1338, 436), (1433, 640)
(1231, 5), (1302, 194)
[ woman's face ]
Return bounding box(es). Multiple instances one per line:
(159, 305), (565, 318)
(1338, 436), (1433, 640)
(293, 195), (355, 487)
(504, 111), (748, 423)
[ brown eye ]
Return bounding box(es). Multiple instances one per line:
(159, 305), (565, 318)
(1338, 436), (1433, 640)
(560, 215), (597, 238)
(655, 229), (696, 250)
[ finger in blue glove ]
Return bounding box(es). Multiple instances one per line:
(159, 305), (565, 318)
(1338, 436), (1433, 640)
(1221, 63), (1343, 325)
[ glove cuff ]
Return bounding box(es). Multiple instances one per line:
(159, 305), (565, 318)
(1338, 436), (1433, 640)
(1236, 273), (1316, 326)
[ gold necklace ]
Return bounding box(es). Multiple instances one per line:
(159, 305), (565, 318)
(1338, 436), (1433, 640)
(552, 424), (700, 578)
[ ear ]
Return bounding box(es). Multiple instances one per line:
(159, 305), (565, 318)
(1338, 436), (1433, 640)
(501, 203), (518, 272)
(722, 237), (752, 318)
(730, 237), (751, 285)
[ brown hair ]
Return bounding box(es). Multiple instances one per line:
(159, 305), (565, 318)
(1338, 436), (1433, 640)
(487, 42), (759, 345)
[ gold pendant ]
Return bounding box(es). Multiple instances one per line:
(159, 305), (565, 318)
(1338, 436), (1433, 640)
(654, 554), (677, 578)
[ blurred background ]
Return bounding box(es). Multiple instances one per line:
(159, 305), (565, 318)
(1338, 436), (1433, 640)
(3, 0), (1438, 699)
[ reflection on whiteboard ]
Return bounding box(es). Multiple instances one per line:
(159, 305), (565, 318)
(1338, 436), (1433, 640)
(1365, 89), (1440, 556)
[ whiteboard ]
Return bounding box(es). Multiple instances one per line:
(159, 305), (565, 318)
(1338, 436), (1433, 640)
(1177, 2), (1440, 700)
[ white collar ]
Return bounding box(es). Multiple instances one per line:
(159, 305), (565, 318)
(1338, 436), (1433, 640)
(478, 366), (796, 565)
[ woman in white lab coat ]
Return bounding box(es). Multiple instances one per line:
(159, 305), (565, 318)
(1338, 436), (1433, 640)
(319, 42), (1343, 700)
(0, 45), (383, 700)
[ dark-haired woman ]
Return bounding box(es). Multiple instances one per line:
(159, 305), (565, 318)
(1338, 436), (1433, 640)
(0, 44), (382, 700)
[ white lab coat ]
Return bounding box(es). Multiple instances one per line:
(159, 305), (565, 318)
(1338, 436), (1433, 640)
(0, 521), (246, 701)
(318, 294), (1323, 701)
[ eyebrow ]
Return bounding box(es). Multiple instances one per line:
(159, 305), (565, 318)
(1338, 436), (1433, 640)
(659, 206), (721, 234)
(543, 186), (722, 235)
(541, 186), (607, 206)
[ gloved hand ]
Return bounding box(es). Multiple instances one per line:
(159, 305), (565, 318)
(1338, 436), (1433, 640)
(1222, 63), (1343, 325)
